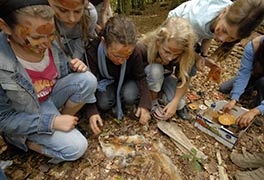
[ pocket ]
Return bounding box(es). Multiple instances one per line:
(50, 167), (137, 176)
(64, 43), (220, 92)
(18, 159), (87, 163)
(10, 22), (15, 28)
(1, 83), (25, 92)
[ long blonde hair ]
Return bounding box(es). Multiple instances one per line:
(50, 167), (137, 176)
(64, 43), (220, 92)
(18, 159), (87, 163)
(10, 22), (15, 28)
(140, 17), (196, 87)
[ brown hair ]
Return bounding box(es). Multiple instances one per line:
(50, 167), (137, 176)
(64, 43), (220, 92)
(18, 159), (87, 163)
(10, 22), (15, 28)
(102, 14), (137, 47)
(226, 0), (264, 39)
(214, 0), (264, 61)
(51, 0), (92, 43)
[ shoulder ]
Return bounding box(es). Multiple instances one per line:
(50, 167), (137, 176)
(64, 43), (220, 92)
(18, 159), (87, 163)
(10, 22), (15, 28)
(129, 43), (147, 59)
(134, 43), (147, 53)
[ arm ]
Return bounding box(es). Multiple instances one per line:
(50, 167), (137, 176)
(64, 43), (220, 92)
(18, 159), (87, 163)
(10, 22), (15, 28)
(0, 87), (54, 136)
(0, 85), (81, 134)
(85, 39), (104, 134)
(131, 45), (152, 124)
(132, 45), (152, 111)
(168, 1), (188, 17)
(230, 41), (254, 101)
(200, 39), (212, 56)
(236, 108), (261, 128)
(223, 41), (257, 128)
(164, 80), (189, 118)
(87, 2), (98, 36)
(100, 0), (111, 28)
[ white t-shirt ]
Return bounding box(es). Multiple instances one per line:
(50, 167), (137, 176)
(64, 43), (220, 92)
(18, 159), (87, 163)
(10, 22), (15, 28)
(168, 0), (233, 42)
(17, 49), (49, 72)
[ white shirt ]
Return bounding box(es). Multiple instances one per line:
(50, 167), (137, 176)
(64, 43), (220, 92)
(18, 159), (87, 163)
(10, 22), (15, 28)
(168, 0), (233, 42)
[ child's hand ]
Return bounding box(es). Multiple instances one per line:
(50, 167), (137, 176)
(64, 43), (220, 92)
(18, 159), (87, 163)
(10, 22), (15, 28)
(195, 56), (206, 72)
(89, 114), (104, 135)
(135, 107), (151, 124)
(164, 101), (177, 119)
(236, 108), (260, 128)
(222, 100), (236, 113)
(53, 115), (79, 131)
(70, 58), (87, 72)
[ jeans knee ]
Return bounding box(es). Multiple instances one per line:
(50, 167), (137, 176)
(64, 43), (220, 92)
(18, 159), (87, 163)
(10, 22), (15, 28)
(63, 136), (88, 161)
(81, 71), (98, 94)
(122, 81), (139, 104)
(145, 64), (164, 92)
(97, 97), (115, 111)
(145, 64), (164, 81)
(96, 91), (115, 111)
(74, 71), (97, 103)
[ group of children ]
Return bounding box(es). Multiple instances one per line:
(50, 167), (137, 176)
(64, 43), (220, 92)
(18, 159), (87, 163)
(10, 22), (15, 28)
(0, 0), (264, 179)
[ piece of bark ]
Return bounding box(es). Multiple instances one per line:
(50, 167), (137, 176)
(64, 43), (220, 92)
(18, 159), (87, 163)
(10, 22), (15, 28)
(157, 121), (208, 160)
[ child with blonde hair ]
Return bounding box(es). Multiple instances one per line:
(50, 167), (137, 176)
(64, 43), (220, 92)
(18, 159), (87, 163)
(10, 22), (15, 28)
(140, 17), (197, 121)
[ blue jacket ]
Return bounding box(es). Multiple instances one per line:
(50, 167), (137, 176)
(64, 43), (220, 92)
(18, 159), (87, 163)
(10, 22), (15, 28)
(231, 37), (264, 114)
(0, 32), (70, 150)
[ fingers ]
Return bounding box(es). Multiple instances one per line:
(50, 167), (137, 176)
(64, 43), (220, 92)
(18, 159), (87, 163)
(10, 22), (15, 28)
(135, 108), (140, 117)
(97, 118), (104, 127)
(236, 116), (250, 128)
(70, 59), (87, 72)
(139, 114), (150, 124)
(90, 121), (101, 135)
(89, 117), (103, 135)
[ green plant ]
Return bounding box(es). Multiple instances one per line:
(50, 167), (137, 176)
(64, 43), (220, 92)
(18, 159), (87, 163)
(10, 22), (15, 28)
(181, 148), (206, 171)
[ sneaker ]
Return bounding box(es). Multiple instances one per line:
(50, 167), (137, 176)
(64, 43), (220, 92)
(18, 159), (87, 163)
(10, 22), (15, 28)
(176, 106), (192, 121)
(235, 167), (264, 180)
(230, 150), (264, 169)
(151, 101), (168, 121)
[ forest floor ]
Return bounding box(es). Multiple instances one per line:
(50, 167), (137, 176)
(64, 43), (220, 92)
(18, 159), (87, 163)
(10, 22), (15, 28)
(1, 1), (264, 180)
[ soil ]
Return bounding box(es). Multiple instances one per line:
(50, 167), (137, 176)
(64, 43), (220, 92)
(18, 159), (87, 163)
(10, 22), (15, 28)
(1, 1), (264, 180)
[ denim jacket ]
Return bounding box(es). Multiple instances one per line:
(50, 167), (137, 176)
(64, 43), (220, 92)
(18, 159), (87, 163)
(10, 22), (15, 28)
(0, 32), (70, 150)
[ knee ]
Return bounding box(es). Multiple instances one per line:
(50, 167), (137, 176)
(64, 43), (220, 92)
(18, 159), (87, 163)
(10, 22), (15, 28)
(177, 98), (186, 110)
(96, 91), (115, 111)
(122, 81), (139, 104)
(145, 64), (164, 92)
(80, 71), (98, 94)
(145, 64), (164, 81)
(63, 135), (88, 161)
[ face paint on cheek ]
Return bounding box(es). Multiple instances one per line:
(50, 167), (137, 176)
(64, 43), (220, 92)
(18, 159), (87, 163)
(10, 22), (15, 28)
(26, 37), (41, 46)
(17, 25), (31, 40)
(58, 0), (81, 9)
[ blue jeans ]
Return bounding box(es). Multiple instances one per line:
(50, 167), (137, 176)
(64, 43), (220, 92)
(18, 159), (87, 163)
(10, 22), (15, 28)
(0, 168), (6, 180)
(145, 63), (185, 110)
(96, 80), (139, 111)
(5, 71), (97, 163)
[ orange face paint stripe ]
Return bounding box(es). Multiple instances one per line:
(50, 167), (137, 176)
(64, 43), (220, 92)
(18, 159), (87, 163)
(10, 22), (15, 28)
(57, 0), (80, 9)
(36, 23), (55, 35)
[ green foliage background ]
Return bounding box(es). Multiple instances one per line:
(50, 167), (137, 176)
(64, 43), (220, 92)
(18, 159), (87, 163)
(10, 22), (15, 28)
(110, 0), (187, 15)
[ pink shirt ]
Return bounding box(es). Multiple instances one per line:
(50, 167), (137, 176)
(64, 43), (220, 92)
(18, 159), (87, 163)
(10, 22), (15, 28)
(26, 50), (58, 102)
